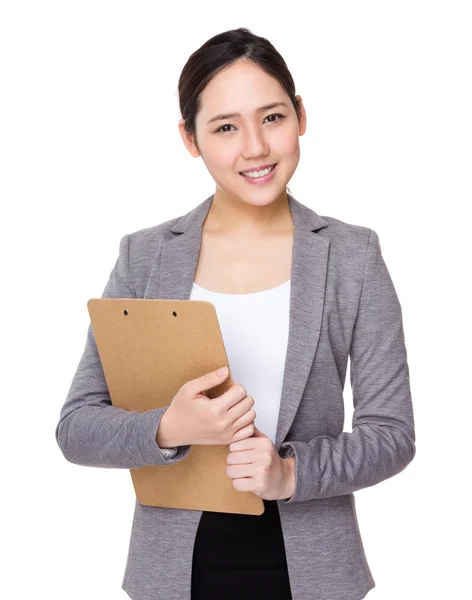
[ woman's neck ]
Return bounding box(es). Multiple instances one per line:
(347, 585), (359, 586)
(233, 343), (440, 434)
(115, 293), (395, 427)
(203, 188), (294, 235)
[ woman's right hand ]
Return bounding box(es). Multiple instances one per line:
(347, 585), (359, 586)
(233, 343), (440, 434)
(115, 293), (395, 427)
(163, 366), (256, 446)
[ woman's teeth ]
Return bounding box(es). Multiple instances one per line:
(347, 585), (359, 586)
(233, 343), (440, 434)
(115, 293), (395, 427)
(240, 164), (275, 178)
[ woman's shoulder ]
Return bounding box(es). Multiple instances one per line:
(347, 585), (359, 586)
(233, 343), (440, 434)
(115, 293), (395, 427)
(127, 215), (183, 245)
(124, 196), (211, 250)
(111, 215), (187, 288)
(292, 195), (374, 247)
(319, 213), (372, 237)
(316, 214), (377, 262)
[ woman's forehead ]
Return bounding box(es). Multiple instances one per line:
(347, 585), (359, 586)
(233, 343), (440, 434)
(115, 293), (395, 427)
(198, 64), (288, 120)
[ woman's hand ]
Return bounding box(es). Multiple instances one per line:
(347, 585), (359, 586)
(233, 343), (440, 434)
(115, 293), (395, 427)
(161, 367), (257, 447)
(226, 425), (296, 501)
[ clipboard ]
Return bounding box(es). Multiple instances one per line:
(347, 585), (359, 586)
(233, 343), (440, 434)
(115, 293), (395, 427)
(87, 298), (265, 515)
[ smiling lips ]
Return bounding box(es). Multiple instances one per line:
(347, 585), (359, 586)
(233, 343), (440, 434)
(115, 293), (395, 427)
(240, 163), (277, 177)
(239, 163), (278, 184)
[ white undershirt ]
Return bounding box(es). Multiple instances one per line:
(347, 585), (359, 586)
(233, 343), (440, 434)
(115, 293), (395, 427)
(159, 279), (291, 457)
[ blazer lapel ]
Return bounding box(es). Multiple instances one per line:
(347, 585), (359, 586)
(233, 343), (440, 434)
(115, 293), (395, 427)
(145, 193), (330, 451)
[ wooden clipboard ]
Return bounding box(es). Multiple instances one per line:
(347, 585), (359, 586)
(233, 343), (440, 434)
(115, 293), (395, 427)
(87, 298), (265, 515)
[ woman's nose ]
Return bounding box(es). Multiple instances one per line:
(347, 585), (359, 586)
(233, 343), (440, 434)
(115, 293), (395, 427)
(241, 127), (270, 159)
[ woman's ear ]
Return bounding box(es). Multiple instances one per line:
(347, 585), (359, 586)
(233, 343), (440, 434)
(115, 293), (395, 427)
(296, 95), (307, 136)
(178, 119), (201, 158)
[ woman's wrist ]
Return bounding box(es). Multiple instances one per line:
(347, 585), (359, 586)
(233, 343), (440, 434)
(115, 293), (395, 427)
(282, 456), (296, 500)
(156, 406), (181, 448)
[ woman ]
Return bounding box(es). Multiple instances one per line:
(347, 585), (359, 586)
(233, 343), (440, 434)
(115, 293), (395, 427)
(55, 27), (416, 600)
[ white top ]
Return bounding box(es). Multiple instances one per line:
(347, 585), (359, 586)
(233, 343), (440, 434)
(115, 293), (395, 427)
(159, 279), (291, 458)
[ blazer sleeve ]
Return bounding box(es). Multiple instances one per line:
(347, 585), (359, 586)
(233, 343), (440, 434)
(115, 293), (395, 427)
(55, 234), (191, 469)
(279, 229), (416, 502)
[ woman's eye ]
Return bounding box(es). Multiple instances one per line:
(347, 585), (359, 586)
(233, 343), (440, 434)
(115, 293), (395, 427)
(216, 124), (236, 133)
(265, 113), (285, 124)
(214, 113), (285, 134)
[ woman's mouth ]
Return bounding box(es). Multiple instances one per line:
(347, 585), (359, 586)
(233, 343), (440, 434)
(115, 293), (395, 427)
(239, 163), (278, 184)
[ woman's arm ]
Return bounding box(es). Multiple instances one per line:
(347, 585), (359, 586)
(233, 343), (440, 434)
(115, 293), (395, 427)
(55, 234), (191, 469)
(280, 229), (416, 502)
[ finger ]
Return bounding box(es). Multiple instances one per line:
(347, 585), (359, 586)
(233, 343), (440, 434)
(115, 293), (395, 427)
(229, 436), (258, 452)
(227, 449), (255, 465)
(188, 366), (229, 395)
(232, 477), (254, 493)
(227, 464), (254, 478)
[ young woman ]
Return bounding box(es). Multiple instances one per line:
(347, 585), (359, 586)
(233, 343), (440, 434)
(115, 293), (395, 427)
(56, 27), (416, 600)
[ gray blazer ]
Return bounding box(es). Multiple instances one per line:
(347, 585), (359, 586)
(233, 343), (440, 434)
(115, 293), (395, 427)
(55, 193), (416, 600)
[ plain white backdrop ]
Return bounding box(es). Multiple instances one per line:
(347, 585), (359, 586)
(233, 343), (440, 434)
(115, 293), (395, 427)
(1, 1), (470, 599)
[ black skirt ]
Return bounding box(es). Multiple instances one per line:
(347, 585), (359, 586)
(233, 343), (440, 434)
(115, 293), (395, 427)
(191, 499), (293, 600)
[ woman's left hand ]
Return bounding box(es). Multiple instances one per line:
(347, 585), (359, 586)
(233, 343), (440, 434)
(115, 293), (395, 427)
(226, 425), (295, 500)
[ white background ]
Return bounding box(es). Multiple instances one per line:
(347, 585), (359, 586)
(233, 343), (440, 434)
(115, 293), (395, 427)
(1, 1), (471, 599)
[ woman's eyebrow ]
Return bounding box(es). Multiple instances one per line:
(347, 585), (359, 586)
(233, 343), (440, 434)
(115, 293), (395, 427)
(207, 101), (289, 124)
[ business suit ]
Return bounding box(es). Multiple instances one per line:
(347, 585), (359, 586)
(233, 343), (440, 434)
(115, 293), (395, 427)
(55, 192), (416, 600)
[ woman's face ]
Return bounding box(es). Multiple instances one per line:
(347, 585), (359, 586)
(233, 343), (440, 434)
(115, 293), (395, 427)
(179, 58), (306, 207)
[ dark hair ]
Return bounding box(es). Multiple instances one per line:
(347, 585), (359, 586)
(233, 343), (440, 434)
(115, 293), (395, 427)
(178, 27), (302, 152)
